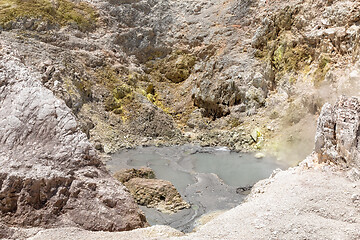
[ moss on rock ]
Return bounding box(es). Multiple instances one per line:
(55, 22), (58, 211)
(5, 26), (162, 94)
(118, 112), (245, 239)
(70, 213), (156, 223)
(0, 0), (98, 31)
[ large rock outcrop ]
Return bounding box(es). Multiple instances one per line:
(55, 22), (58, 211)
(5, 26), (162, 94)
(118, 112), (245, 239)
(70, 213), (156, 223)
(125, 178), (190, 214)
(22, 110), (360, 238)
(315, 96), (360, 168)
(2, 0), (360, 157)
(0, 46), (147, 232)
(114, 168), (190, 214)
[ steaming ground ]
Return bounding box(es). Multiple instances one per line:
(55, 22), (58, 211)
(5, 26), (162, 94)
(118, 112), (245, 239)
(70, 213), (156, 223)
(253, 71), (360, 166)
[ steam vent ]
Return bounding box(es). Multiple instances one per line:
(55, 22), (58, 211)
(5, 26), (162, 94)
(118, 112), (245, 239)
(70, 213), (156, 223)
(0, 0), (359, 239)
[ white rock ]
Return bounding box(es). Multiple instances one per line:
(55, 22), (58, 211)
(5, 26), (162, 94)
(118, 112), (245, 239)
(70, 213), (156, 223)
(255, 152), (265, 159)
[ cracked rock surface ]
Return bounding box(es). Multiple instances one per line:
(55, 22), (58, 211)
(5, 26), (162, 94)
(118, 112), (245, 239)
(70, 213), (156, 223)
(0, 45), (147, 236)
(315, 96), (360, 168)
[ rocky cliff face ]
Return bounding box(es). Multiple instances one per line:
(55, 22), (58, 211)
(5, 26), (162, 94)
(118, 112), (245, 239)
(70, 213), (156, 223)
(0, 45), (146, 234)
(2, 0), (360, 162)
(15, 96), (360, 240)
(315, 96), (360, 169)
(2, 0), (360, 238)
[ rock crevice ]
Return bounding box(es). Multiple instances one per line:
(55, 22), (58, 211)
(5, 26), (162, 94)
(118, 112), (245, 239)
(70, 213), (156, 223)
(0, 47), (147, 232)
(315, 96), (360, 168)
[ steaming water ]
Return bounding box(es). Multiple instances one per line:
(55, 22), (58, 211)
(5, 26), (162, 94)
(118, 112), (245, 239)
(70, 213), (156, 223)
(107, 145), (288, 232)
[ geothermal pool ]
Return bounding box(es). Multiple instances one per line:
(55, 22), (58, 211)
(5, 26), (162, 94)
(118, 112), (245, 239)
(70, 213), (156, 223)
(107, 145), (288, 232)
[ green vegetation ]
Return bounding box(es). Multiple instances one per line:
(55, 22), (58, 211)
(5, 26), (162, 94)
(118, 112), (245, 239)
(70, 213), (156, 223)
(0, 0), (98, 31)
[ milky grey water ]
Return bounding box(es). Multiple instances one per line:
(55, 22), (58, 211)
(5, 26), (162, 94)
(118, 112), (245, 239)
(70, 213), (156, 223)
(107, 145), (288, 232)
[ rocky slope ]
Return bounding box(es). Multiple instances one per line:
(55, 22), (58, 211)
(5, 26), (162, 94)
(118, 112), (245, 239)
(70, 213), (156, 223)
(3, 0), (360, 163)
(0, 44), (147, 236)
(174, 97), (360, 239)
(2, 0), (360, 239)
(12, 96), (360, 240)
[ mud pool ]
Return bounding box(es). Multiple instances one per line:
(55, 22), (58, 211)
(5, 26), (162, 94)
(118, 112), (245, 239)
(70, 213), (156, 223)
(107, 145), (288, 232)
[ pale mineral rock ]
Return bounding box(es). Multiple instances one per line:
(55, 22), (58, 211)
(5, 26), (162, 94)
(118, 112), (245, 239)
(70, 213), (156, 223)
(0, 47), (147, 234)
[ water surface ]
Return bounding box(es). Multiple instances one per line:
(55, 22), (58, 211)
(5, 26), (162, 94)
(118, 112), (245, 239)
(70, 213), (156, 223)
(107, 145), (288, 232)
